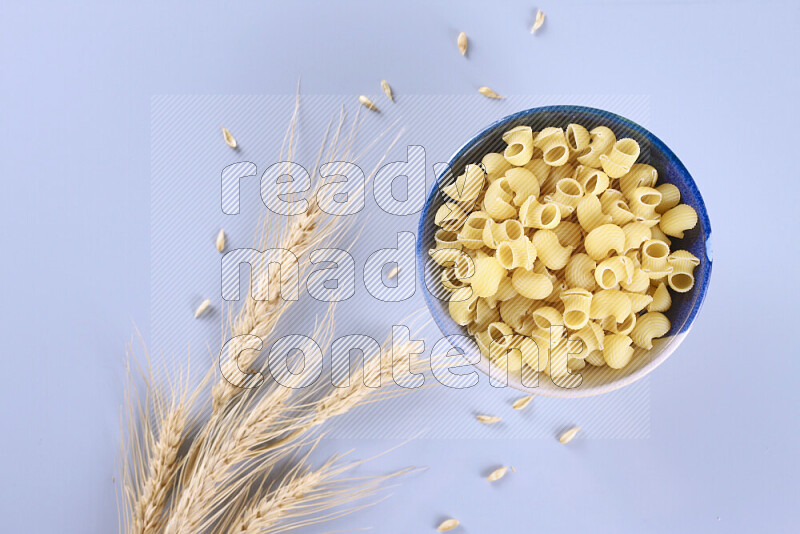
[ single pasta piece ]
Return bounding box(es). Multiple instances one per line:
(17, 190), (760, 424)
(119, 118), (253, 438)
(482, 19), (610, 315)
(575, 165), (610, 196)
(429, 247), (467, 268)
(626, 291), (654, 313)
(565, 253), (597, 291)
(576, 194), (612, 233)
(496, 236), (537, 270)
(532, 230), (574, 270)
(603, 310), (637, 336)
(621, 221), (652, 252)
(443, 164), (486, 202)
(519, 197), (561, 230)
(523, 158), (550, 185)
(530, 305), (563, 331)
(603, 334), (635, 369)
(589, 289), (632, 322)
(667, 250), (700, 293)
(561, 288), (593, 330)
(621, 268), (651, 293)
(471, 253), (507, 297)
(499, 294), (535, 332)
(648, 282), (672, 312)
(434, 202), (468, 230)
(504, 167), (540, 205)
(502, 126), (535, 166)
(655, 183), (681, 214)
(449, 286), (479, 325)
(566, 123), (590, 155)
(584, 223), (625, 261)
(576, 126), (616, 168)
(434, 228), (461, 250)
(585, 349), (606, 367)
(600, 189), (636, 225)
(441, 267), (467, 292)
(534, 127), (570, 166)
(552, 221), (583, 249)
(659, 204), (698, 238)
(619, 163), (658, 198)
(482, 218), (524, 249)
(628, 187), (662, 220)
(550, 178), (584, 210)
(631, 312), (671, 349)
(483, 177), (517, 220)
(594, 255), (635, 290)
(600, 138), (641, 178)
(640, 239), (672, 278)
(482, 152), (513, 181)
(458, 211), (492, 249)
(473, 298), (501, 331)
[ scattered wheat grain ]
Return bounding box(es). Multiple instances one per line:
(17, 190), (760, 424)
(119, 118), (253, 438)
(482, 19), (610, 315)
(512, 395), (533, 410)
(559, 426), (580, 444)
(216, 229), (226, 252)
(359, 95), (379, 112)
(487, 466), (508, 482)
(381, 80), (394, 102)
(221, 127), (237, 148)
(437, 518), (460, 531)
(476, 414), (501, 424)
(457, 32), (468, 56)
(478, 87), (503, 99)
(531, 10), (546, 33)
(194, 299), (211, 318)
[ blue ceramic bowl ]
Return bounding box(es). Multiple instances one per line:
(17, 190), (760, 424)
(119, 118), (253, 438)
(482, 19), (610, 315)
(417, 106), (712, 397)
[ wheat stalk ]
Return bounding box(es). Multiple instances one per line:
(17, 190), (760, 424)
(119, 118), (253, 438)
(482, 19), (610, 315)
(213, 98), (404, 411)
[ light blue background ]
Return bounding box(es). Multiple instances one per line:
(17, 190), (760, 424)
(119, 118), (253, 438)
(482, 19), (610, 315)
(1, 1), (798, 533)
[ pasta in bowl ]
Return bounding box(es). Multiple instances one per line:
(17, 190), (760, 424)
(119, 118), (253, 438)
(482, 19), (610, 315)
(417, 106), (712, 397)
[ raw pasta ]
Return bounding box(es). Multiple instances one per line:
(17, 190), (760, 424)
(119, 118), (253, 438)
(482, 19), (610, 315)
(430, 121), (701, 376)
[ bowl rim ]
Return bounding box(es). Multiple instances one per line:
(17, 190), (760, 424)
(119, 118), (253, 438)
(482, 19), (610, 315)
(415, 105), (713, 398)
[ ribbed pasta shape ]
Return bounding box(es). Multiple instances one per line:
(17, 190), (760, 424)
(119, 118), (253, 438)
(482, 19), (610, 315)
(600, 189), (636, 225)
(550, 178), (584, 209)
(483, 277), (515, 309)
(482, 218), (524, 249)
(577, 126), (616, 168)
(648, 282), (672, 312)
(473, 298), (500, 331)
(440, 267), (467, 292)
(622, 221), (653, 252)
(621, 268), (651, 293)
(589, 289), (632, 322)
(504, 168), (540, 205)
(667, 250), (700, 293)
(600, 138), (640, 178)
(448, 286), (479, 325)
(619, 164), (658, 198)
(584, 223), (625, 261)
(471, 253), (507, 297)
(561, 288), (593, 330)
(628, 187), (662, 220)
(631, 312), (671, 349)
(458, 211), (492, 249)
(516, 335), (547, 372)
(531, 305), (563, 330)
(499, 294), (535, 332)
(502, 125), (535, 167)
(576, 194), (612, 233)
(655, 183), (681, 214)
(434, 202), (468, 230)
(428, 247), (468, 268)
(523, 158), (550, 185)
(565, 253), (597, 291)
(442, 163), (486, 202)
(659, 204), (698, 238)
(483, 177), (517, 220)
(552, 221), (584, 249)
(594, 255), (635, 290)
(434, 228), (462, 250)
(603, 310), (637, 336)
(569, 321), (605, 354)
(626, 291), (654, 313)
(532, 127), (566, 166)
(566, 123), (590, 154)
(519, 197), (561, 230)
(532, 229), (575, 270)
(496, 237), (537, 270)
(482, 152), (513, 181)
(602, 334), (634, 369)
(575, 165), (610, 196)
(649, 225), (672, 247)
(585, 349), (606, 367)
(511, 268), (553, 299)
(640, 239), (672, 278)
